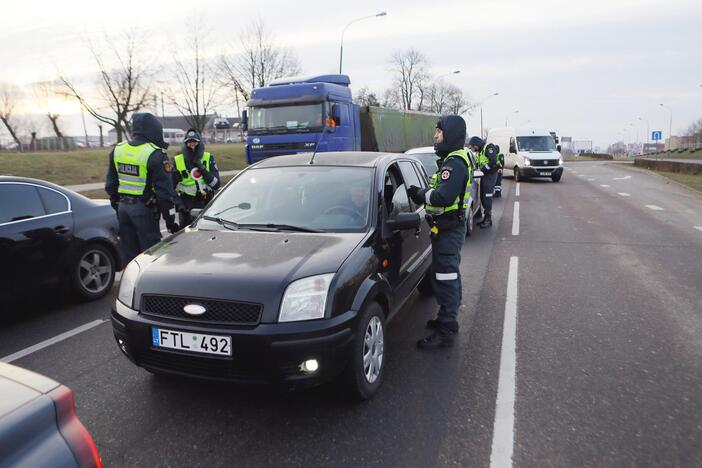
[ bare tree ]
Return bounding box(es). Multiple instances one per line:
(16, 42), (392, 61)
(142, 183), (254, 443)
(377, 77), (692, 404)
(426, 83), (451, 114)
(446, 85), (471, 115)
(354, 87), (380, 107)
(170, 26), (219, 133)
(381, 88), (401, 109)
(0, 83), (23, 149)
(389, 49), (429, 111)
(684, 118), (702, 138)
(59, 30), (153, 141)
(34, 80), (69, 149)
(218, 18), (301, 102)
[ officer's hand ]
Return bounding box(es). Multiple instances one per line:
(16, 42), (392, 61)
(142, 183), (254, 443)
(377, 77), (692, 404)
(166, 221), (180, 234)
(407, 185), (424, 205)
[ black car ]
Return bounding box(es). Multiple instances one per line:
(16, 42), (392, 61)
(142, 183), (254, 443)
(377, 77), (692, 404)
(0, 177), (122, 305)
(405, 146), (484, 236)
(112, 152), (434, 399)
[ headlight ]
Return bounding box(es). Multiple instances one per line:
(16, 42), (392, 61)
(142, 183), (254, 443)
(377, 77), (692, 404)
(279, 273), (335, 322)
(524, 158), (531, 167)
(118, 260), (140, 308)
(559, 158), (564, 166)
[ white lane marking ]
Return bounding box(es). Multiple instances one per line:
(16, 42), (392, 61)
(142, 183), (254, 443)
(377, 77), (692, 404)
(613, 175), (632, 180)
(645, 205), (664, 211)
(512, 202), (520, 236)
(490, 256), (520, 468)
(694, 226), (702, 232)
(618, 193), (630, 197)
(515, 183), (520, 197)
(600, 184), (610, 188)
(587, 178), (596, 181)
(578, 174), (586, 177)
(1, 320), (108, 363)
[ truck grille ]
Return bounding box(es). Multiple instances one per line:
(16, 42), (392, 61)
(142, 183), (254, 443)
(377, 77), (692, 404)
(531, 159), (558, 166)
(140, 295), (262, 325)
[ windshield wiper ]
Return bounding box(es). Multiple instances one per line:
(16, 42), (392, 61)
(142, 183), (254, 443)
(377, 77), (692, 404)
(241, 223), (324, 233)
(202, 215), (239, 231)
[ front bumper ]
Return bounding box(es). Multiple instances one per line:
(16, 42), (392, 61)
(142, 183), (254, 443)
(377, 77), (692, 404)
(521, 166), (563, 178)
(111, 301), (357, 387)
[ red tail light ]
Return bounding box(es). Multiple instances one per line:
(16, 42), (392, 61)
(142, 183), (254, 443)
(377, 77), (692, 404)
(49, 385), (103, 468)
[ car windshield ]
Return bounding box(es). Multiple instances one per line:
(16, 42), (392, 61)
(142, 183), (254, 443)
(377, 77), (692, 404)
(516, 136), (556, 152)
(202, 166), (373, 232)
(248, 104), (324, 134)
(410, 153), (439, 176)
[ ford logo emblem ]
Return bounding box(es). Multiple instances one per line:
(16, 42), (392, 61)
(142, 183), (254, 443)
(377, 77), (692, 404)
(253, 138), (260, 144)
(183, 304), (207, 316)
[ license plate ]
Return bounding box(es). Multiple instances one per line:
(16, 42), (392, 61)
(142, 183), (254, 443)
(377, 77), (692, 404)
(151, 327), (232, 356)
(539, 171), (550, 176)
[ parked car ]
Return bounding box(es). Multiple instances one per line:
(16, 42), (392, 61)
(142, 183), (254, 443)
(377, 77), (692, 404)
(112, 152), (434, 400)
(0, 177), (122, 305)
(404, 146), (483, 236)
(0, 362), (102, 467)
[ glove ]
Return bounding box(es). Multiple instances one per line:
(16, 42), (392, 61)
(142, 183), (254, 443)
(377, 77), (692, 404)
(166, 221), (180, 234)
(407, 185), (425, 205)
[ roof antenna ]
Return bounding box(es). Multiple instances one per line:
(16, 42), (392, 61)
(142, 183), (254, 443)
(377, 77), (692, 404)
(308, 135), (322, 165)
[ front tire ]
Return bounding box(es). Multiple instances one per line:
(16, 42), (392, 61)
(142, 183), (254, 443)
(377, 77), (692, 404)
(514, 166), (522, 182)
(71, 244), (115, 301)
(341, 302), (386, 401)
(465, 203), (474, 237)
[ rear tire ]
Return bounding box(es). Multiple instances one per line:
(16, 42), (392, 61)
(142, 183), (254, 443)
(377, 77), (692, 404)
(514, 166), (522, 182)
(340, 302), (386, 401)
(71, 244), (115, 301)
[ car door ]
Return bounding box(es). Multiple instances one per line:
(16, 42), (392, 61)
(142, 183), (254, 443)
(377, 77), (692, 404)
(0, 183), (74, 300)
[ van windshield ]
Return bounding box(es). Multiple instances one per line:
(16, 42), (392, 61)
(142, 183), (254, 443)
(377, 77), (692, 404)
(516, 136), (556, 152)
(249, 104), (324, 135)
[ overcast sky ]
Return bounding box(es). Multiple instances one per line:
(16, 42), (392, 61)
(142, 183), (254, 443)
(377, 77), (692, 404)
(3, 0), (701, 148)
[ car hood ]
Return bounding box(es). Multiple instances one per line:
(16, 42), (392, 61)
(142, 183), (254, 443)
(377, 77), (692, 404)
(134, 228), (366, 323)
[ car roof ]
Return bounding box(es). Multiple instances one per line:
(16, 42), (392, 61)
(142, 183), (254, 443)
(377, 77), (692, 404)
(251, 151), (401, 168)
(404, 146), (435, 154)
(0, 176), (67, 192)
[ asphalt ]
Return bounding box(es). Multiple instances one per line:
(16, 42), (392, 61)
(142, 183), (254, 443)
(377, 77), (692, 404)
(2, 162), (701, 467)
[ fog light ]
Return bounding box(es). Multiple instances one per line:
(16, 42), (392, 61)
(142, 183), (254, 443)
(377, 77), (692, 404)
(301, 359), (319, 373)
(117, 337), (128, 355)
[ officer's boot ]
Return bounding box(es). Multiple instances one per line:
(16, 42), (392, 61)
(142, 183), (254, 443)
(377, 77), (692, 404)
(478, 213), (492, 228)
(494, 187), (502, 198)
(417, 326), (456, 350)
(426, 318), (459, 332)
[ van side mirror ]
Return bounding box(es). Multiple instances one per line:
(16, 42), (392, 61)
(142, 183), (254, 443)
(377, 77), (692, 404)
(331, 104), (341, 125)
(241, 110), (248, 132)
(386, 212), (421, 231)
(556, 144), (562, 152)
(509, 145), (517, 154)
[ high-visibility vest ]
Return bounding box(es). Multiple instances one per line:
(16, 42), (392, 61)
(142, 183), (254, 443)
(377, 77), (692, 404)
(113, 142), (159, 195)
(426, 149), (473, 216)
(174, 152), (212, 197)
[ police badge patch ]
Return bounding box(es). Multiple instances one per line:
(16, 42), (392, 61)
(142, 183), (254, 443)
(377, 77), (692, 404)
(441, 169), (451, 180)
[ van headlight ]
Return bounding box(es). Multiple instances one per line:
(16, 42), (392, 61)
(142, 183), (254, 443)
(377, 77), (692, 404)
(559, 158), (564, 166)
(524, 158), (531, 167)
(117, 261), (140, 308)
(279, 274), (335, 322)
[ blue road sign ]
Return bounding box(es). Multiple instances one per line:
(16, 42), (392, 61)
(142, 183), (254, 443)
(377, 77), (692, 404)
(652, 131), (662, 141)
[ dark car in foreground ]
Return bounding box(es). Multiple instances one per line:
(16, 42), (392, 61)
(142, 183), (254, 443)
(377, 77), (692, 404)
(0, 177), (122, 306)
(0, 362), (102, 467)
(112, 152), (434, 399)
(405, 146), (484, 236)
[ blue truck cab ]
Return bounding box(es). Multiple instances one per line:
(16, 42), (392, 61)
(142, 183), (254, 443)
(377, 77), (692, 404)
(243, 74), (361, 163)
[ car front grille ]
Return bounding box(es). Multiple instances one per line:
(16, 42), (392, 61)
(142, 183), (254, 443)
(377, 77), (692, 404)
(531, 159), (558, 166)
(140, 295), (262, 325)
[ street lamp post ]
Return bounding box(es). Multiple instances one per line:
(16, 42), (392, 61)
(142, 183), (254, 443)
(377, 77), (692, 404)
(505, 109), (519, 127)
(659, 103), (672, 147)
(638, 117), (650, 144)
(339, 12), (387, 74)
(475, 92), (499, 138)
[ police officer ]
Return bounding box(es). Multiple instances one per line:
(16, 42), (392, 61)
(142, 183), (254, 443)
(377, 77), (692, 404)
(494, 148), (505, 198)
(408, 115), (471, 349)
(469, 136), (499, 228)
(105, 113), (181, 263)
(172, 129), (221, 227)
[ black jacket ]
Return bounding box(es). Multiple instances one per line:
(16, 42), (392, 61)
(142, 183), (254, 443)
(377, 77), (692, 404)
(105, 113), (181, 224)
(172, 129), (221, 198)
(417, 115), (470, 211)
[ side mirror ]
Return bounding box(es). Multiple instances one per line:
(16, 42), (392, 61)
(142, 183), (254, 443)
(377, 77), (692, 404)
(386, 212), (421, 231)
(241, 110), (248, 132)
(473, 170), (484, 179)
(331, 103), (341, 125)
(509, 145), (517, 154)
(556, 144), (562, 152)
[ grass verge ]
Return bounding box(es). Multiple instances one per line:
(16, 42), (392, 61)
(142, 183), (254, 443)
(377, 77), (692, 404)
(0, 144), (246, 186)
(653, 171), (702, 193)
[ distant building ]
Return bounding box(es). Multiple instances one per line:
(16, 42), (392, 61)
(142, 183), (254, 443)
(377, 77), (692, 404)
(666, 135), (702, 151)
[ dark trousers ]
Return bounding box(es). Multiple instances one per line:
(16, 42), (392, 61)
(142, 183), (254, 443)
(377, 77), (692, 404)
(480, 172), (498, 216)
(118, 201), (161, 263)
(495, 170), (503, 193)
(177, 193), (208, 227)
(431, 222), (466, 325)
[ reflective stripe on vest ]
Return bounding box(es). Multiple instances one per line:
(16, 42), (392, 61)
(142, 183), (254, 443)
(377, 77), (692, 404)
(174, 152), (211, 197)
(113, 142), (158, 195)
(426, 149), (473, 216)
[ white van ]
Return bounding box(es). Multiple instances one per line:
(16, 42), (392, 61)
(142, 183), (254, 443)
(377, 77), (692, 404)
(486, 127), (564, 182)
(163, 128), (185, 146)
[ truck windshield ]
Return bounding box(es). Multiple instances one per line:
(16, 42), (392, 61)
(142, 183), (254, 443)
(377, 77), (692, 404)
(202, 166), (373, 232)
(516, 136), (557, 152)
(249, 104), (324, 134)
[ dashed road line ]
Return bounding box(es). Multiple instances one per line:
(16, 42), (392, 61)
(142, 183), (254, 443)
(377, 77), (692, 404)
(490, 256), (520, 468)
(645, 205), (664, 211)
(614, 175), (632, 180)
(618, 193), (630, 197)
(600, 184), (610, 188)
(512, 202), (520, 236)
(587, 178), (596, 181)
(1, 320), (108, 363)
(578, 174), (585, 177)
(694, 226), (702, 232)
(515, 183), (520, 197)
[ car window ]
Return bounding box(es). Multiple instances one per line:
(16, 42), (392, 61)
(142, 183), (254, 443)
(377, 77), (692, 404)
(398, 161), (422, 188)
(38, 187), (69, 214)
(0, 184), (46, 224)
(383, 164), (412, 215)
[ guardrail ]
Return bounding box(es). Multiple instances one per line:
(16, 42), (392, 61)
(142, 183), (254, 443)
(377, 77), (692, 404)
(634, 158), (702, 175)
